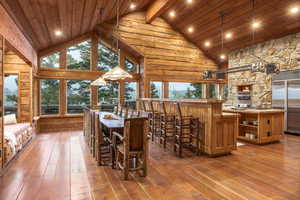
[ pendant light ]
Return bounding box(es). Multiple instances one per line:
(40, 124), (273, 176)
(91, 77), (107, 86)
(102, 0), (133, 81)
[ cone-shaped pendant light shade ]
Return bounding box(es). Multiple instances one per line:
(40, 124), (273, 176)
(91, 77), (107, 86)
(102, 66), (133, 81)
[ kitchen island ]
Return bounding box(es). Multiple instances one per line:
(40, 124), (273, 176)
(138, 98), (239, 157)
(223, 108), (285, 144)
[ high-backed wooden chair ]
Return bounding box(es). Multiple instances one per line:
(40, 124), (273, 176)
(113, 105), (119, 115)
(117, 105), (123, 116)
(112, 117), (149, 180)
(94, 113), (111, 165)
(83, 107), (91, 143)
(121, 107), (128, 118)
(160, 101), (175, 148)
(174, 103), (200, 157)
(148, 101), (161, 142)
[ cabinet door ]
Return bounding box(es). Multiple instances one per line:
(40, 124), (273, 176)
(259, 114), (272, 142)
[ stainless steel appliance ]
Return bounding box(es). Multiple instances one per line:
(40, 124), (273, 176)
(272, 70), (300, 135)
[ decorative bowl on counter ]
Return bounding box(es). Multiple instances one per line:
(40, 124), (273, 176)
(252, 121), (258, 126)
(242, 120), (249, 125)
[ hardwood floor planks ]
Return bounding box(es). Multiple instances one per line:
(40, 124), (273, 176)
(0, 131), (299, 200)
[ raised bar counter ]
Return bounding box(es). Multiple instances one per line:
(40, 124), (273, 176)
(139, 98), (239, 156)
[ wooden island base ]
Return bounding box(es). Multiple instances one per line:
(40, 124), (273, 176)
(139, 99), (240, 157)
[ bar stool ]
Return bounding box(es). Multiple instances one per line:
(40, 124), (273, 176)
(148, 101), (161, 142)
(159, 101), (175, 148)
(174, 103), (201, 157)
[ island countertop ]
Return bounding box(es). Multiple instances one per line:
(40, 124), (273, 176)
(223, 107), (285, 114)
(139, 98), (224, 104)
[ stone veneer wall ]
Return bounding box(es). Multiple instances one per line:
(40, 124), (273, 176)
(227, 32), (300, 107)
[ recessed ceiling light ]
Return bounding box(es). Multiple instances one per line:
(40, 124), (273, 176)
(187, 0), (193, 4)
(220, 54), (226, 60)
(290, 7), (299, 14)
(187, 26), (194, 33)
(225, 32), (233, 39)
(204, 41), (211, 47)
(252, 21), (261, 29)
(169, 11), (176, 18)
(54, 30), (62, 36)
(130, 3), (136, 10)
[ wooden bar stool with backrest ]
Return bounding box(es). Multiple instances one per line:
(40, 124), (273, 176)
(149, 101), (161, 142)
(90, 110), (97, 157)
(189, 118), (204, 156)
(94, 112), (111, 165)
(113, 105), (119, 115)
(160, 101), (176, 148)
(174, 103), (199, 157)
(117, 104), (123, 116)
(113, 117), (149, 180)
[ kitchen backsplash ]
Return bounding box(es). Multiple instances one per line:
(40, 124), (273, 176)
(227, 32), (300, 107)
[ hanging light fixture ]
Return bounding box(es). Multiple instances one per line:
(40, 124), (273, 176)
(102, 0), (133, 81)
(91, 77), (107, 86)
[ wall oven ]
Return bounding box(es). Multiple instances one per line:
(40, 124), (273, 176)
(272, 70), (300, 135)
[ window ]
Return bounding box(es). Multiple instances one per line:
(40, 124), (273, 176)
(41, 79), (60, 115)
(98, 82), (119, 111)
(209, 84), (218, 98)
(169, 82), (203, 99)
(150, 81), (162, 98)
(67, 80), (90, 113)
(41, 53), (60, 68)
(67, 41), (91, 70)
(97, 42), (118, 71)
(125, 59), (137, 72)
(125, 82), (137, 109)
(4, 74), (18, 117)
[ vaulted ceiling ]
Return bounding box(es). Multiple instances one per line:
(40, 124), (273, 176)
(2, 0), (300, 65)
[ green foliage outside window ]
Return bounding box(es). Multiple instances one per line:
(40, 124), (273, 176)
(169, 82), (203, 99)
(98, 82), (119, 111)
(150, 82), (162, 98)
(67, 41), (91, 70)
(125, 59), (137, 72)
(125, 82), (137, 109)
(4, 74), (18, 117)
(41, 53), (60, 68)
(41, 79), (60, 115)
(209, 84), (218, 98)
(67, 80), (90, 113)
(98, 42), (118, 71)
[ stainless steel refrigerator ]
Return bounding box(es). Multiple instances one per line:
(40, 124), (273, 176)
(272, 70), (300, 135)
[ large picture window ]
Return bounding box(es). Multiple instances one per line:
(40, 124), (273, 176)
(169, 82), (203, 99)
(150, 81), (162, 98)
(67, 41), (91, 70)
(4, 74), (19, 117)
(41, 79), (60, 115)
(98, 42), (118, 71)
(209, 84), (218, 99)
(67, 80), (90, 113)
(125, 59), (137, 72)
(41, 53), (60, 68)
(98, 82), (119, 111)
(125, 82), (137, 109)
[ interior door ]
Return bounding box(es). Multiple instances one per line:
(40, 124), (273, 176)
(287, 80), (300, 134)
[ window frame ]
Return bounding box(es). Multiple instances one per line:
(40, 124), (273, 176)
(40, 79), (61, 116)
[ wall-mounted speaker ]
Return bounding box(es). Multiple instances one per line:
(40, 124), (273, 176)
(216, 71), (225, 80)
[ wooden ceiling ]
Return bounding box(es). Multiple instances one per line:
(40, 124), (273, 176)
(162, 0), (300, 63)
(2, 0), (300, 65)
(0, 0), (152, 51)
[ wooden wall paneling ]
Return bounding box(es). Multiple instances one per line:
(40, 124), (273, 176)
(38, 116), (84, 133)
(0, 4), (37, 68)
(0, 36), (4, 170)
(60, 49), (67, 69)
(91, 86), (98, 109)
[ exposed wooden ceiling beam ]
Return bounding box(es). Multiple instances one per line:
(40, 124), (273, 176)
(146, 0), (175, 24)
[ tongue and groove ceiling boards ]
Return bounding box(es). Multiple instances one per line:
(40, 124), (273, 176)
(1, 0), (300, 65)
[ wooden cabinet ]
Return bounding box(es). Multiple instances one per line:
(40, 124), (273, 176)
(224, 108), (285, 144)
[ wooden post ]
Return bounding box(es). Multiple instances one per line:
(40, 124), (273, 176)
(119, 50), (126, 106)
(203, 84), (209, 99)
(163, 82), (169, 98)
(60, 49), (67, 69)
(60, 80), (66, 115)
(91, 34), (99, 109)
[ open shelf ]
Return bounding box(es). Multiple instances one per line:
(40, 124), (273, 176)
(238, 136), (258, 143)
(240, 124), (258, 129)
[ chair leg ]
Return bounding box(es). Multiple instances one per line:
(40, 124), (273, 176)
(124, 155), (129, 180)
(142, 153), (147, 177)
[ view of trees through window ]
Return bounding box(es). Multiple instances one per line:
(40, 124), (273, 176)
(67, 80), (90, 113)
(98, 82), (119, 111)
(41, 52), (60, 68)
(4, 74), (18, 117)
(169, 82), (203, 99)
(209, 84), (218, 98)
(125, 82), (137, 109)
(150, 82), (162, 98)
(41, 79), (60, 115)
(67, 41), (91, 70)
(125, 59), (137, 72)
(98, 42), (118, 71)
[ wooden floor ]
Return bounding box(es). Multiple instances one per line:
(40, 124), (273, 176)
(0, 132), (299, 200)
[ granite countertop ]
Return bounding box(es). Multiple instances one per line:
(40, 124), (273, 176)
(223, 107), (285, 114)
(138, 98), (224, 104)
